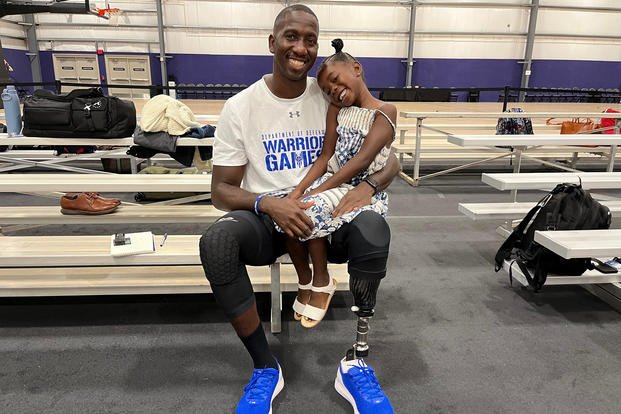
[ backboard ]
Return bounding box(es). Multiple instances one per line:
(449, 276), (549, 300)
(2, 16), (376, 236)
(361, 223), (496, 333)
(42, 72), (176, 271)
(0, 0), (92, 18)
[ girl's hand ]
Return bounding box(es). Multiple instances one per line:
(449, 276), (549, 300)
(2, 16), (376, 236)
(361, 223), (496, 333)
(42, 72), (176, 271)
(300, 189), (321, 200)
(332, 183), (373, 217)
(287, 188), (303, 200)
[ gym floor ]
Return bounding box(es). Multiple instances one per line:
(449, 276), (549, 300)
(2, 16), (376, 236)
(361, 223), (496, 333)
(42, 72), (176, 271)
(1, 166), (621, 413)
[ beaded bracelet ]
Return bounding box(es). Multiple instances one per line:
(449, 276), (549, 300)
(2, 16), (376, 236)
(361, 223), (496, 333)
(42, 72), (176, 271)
(254, 194), (266, 215)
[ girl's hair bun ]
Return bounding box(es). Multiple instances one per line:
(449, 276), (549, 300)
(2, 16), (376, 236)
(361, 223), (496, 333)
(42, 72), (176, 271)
(331, 38), (344, 53)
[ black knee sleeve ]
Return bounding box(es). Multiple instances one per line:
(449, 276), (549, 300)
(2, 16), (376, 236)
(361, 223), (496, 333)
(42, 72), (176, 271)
(332, 211), (391, 281)
(199, 220), (255, 319)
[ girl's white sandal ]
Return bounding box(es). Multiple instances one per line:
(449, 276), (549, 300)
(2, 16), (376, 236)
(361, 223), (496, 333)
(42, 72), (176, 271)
(301, 278), (337, 328)
(293, 281), (312, 321)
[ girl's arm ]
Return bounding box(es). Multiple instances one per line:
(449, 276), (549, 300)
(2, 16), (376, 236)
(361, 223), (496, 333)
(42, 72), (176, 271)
(288, 103), (340, 198)
(307, 103), (397, 195)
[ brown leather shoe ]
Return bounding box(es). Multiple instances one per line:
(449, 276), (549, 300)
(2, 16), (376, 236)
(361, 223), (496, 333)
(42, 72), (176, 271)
(67, 192), (120, 209)
(60, 192), (119, 215)
(84, 192), (121, 207)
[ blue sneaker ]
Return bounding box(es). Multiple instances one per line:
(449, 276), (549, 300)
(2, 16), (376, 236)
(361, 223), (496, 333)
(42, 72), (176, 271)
(334, 358), (394, 414)
(235, 364), (284, 414)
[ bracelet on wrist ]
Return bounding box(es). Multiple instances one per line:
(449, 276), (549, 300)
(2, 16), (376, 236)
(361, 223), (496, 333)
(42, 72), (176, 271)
(364, 177), (380, 195)
(254, 194), (266, 215)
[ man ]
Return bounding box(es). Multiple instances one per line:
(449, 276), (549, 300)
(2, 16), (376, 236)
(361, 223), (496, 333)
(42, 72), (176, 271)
(199, 5), (399, 414)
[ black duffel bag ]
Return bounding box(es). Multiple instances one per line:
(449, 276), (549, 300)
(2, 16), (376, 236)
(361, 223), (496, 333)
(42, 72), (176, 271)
(22, 87), (136, 138)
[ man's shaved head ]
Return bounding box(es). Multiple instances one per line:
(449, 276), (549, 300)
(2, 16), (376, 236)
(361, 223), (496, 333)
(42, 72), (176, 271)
(273, 4), (318, 32)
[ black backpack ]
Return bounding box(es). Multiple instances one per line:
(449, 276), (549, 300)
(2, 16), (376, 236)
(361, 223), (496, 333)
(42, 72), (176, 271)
(22, 87), (136, 138)
(494, 182), (612, 291)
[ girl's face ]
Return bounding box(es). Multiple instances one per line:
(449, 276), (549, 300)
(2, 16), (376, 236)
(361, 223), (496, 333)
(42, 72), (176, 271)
(318, 60), (362, 107)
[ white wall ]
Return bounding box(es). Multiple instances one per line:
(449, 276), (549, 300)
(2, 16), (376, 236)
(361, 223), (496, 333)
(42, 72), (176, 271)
(1, 0), (620, 61)
(0, 17), (27, 50)
(541, 0), (621, 7)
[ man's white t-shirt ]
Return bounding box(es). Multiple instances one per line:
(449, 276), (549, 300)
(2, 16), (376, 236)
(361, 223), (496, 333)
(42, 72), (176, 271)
(213, 76), (329, 194)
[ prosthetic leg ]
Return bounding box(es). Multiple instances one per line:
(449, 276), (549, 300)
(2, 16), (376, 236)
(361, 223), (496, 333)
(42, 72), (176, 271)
(333, 212), (393, 412)
(345, 278), (381, 361)
(335, 277), (394, 413)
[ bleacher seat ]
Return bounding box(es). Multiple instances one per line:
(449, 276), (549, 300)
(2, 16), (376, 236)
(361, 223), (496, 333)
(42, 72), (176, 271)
(176, 83), (187, 99)
(214, 84), (223, 98)
(204, 83), (214, 99)
(185, 83), (196, 99)
(196, 83), (206, 99)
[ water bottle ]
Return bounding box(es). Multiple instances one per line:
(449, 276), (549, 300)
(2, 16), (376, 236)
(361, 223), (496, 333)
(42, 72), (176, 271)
(1, 85), (22, 137)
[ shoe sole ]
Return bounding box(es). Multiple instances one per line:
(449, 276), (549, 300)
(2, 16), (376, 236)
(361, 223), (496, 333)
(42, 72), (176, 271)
(61, 207), (118, 215)
(334, 368), (360, 414)
(269, 367), (285, 414)
(293, 296), (307, 321)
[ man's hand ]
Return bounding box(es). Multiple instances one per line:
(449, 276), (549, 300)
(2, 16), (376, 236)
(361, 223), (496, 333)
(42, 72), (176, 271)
(332, 182), (373, 217)
(260, 196), (314, 238)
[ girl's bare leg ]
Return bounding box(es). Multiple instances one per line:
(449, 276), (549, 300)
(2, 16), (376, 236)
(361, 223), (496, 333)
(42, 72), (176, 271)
(306, 237), (333, 312)
(285, 236), (312, 318)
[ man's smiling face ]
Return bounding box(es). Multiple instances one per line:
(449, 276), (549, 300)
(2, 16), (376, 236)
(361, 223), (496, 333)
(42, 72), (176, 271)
(269, 10), (319, 82)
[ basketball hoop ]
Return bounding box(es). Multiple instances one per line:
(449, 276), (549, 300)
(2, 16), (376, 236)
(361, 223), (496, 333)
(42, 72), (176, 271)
(97, 7), (123, 26)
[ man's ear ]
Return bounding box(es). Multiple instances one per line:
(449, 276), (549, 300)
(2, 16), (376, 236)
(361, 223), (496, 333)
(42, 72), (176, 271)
(268, 34), (275, 54)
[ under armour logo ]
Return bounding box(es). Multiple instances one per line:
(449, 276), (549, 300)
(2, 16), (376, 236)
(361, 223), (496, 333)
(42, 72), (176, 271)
(83, 100), (102, 111)
(217, 217), (238, 223)
(289, 111), (300, 118)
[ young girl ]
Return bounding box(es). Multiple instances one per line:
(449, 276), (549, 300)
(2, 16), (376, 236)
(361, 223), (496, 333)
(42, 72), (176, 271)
(286, 39), (396, 328)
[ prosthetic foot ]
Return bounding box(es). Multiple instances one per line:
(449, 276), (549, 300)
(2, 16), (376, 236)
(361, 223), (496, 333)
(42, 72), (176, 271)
(334, 278), (394, 414)
(346, 278), (380, 360)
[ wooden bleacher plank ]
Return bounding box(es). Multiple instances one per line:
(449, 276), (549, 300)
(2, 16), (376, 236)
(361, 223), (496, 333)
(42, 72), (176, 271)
(393, 144), (611, 157)
(448, 134), (621, 147)
(534, 229), (621, 259)
(0, 234), (350, 280)
(459, 200), (621, 220)
(482, 172), (621, 191)
(0, 205), (225, 225)
(0, 264), (349, 297)
(0, 133), (213, 147)
(0, 235), (201, 267)
(0, 173), (212, 193)
(0, 150), (187, 162)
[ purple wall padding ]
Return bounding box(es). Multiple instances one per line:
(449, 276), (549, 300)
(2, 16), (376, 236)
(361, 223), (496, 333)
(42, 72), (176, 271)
(167, 54), (274, 85)
(3, 48), (32, 84)
(355, 57), (406, 89)
(530, 60), (621, 89)
(39, 50), (55, 85)
(411, 58), (522, 87)
(165, 54), (406, 88)
(410, 58), (523, 101)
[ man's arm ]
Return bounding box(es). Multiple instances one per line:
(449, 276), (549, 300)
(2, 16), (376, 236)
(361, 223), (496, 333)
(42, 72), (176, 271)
(211, 165), (314, 238)
(332, 150), (400, 217)
(369, 149), (400, 191)
(210, 165), (255, 211)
